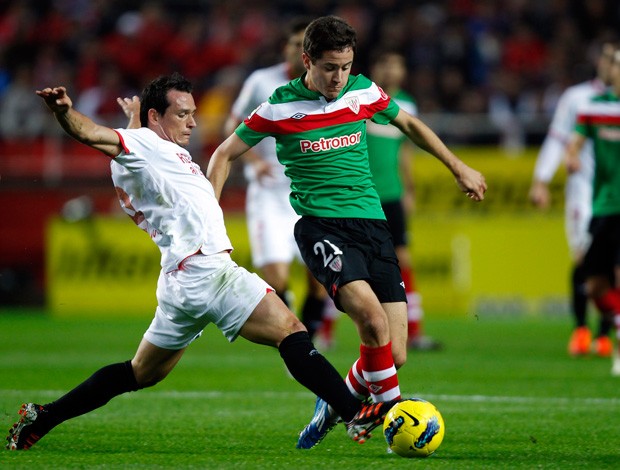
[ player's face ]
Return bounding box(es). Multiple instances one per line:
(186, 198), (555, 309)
(152, 90), (197, 147)
(371, 54), (406, 90)
(302, 47), (354, 101)
(284, 30), (305, 77)
(597, 43), (617, 85)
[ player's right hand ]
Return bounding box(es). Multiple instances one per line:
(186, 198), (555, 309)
(117, 96), (140, 119)
(35, 86), (72, 114)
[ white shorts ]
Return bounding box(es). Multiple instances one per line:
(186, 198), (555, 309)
(144, 252), (271, 349)
(246, 181), (302, 268)
(565, 175), (592, 259)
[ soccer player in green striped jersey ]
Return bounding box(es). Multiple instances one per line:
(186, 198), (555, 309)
(208, 16), (486, 447)
(566, 48), (620, 375)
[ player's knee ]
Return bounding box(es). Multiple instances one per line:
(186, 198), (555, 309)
(392, 349), (407, 369)
(131, 362), (169, 389)
(356, 313), (390, 343)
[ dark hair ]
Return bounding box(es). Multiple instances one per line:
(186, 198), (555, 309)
(139, 72), (193, 127)
(285, 16), (312, 38)
(369, 46), (405, 67)
(303, 15), (356, 62)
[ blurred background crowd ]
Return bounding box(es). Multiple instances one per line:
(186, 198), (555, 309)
(1, 0), (619, 158)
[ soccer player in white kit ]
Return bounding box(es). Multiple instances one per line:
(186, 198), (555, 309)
(7, 73), (377, 451)
(224, 18), (330, 341)
(529, 41), (617, 357)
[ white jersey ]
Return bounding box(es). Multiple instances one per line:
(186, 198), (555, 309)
(533, 80), (605, 257)
(534, 79), (604, 186)
(231, 62), (291, 187)
(111, 128), (233, 272)
(231, 62), (303, 267)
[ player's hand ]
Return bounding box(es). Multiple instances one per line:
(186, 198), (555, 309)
(36, 86), (72, 114)
(529, 180), (550, 209)
(565, 153), (581, 174)
(402, 191), (416, 215)
(117, 96), (140, 119)
(253, 159), (273, 181)
(455, 163), (487, 201)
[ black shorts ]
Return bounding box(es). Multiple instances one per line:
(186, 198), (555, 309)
(382, 200), (408, 248)
(294, 217), (406, 308)
(583, 214), (620, 279)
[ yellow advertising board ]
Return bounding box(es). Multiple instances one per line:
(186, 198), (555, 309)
(408, 147), (569, 316)
(47, 217), (161, 317)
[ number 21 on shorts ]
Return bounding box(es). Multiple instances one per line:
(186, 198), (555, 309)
(313, 239), (343, 271)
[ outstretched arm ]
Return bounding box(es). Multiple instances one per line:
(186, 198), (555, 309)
(36, 86), (122, 157)
(224, 113), (273, 181)
(391, 109), (487, 201)
(207, 132), (252, 200)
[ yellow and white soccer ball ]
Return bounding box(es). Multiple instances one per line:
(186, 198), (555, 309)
(383, 398), (445, 458)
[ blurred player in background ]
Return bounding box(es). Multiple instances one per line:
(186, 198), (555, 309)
(6, 73), (380, 451)
(223, 17), (331, 341)
(367, 47), (441, 352)
(529, 41), (617, 357)
(565, 49), (620, 375)
(208, 16), (486, 449)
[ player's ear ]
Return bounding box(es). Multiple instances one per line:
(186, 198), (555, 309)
(302, 52), (312, 70)
(147, 108), (160, 127)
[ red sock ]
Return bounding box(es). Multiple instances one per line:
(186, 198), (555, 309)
(320, 317), (334, 342)
(360, 342), (401, 402)
(402, 267), (423, 340)
(594, 289), (620, 314)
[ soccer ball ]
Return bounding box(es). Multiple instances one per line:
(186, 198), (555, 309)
(383, 398), (445, 458)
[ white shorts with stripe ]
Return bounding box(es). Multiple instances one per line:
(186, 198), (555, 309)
(144, 252), (271, 349)
(564, 175), (592, 259)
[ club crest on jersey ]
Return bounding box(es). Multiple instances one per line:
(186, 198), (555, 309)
(345, 96), (360, 114)
(328, 255), (342, 272)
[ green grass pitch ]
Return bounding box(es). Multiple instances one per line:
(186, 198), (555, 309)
(1, 311), (619, 469)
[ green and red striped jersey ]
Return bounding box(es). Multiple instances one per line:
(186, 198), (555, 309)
(575, 91), (620, 216)
(235, 73), (400, 219)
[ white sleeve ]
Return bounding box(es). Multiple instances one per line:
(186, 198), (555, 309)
(532, 88), (579, 182)
(533, 133), (567, 182)
(113, 128), (155, 171)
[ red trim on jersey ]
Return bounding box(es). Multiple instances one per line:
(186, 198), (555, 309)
(113, 129), (129, 155)
(577, 114), (620, 126)
(245, 99), (390, 134)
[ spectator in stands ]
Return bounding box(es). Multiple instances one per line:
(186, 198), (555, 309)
(0, 64), (45, 140)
